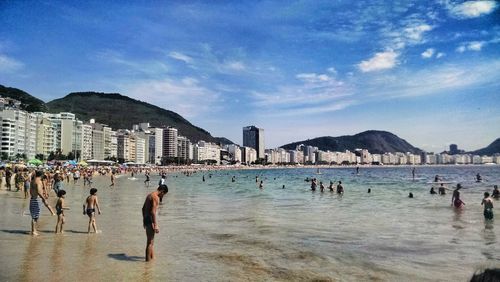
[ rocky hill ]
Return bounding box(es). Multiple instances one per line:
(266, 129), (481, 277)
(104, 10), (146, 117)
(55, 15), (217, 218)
(281, 130), (423, 154)
(0, 85), (47, 112)
(471, 138), (500, 155)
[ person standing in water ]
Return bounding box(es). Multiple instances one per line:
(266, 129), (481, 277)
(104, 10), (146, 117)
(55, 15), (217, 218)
(337, 181), (344, 194)
(412, 167), (416, 180)
(482, 192), (494, 220)
(55, 190), (68, 233)
(328, 181), (334, 192)
(109, 172), (115, 187)
(142, 184), (169, 262)
(492, 185), (499, 199)
(30, 170), (55, 236)
(144, 172), (150, 187)
(83, 188), (101, 233)
(452, 184), (465, 208)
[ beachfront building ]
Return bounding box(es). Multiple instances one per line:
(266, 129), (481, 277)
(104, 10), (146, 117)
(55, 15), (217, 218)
(303, 146), (317, 164)
(241, 146), (257, 164)
(154, 128), (163, 165)
(35, 115), (57, 157)
(81, 124), (93, 161)
(89, 119), (114, 160)
(243, 125), (265, 160)
(163, 127), (178, 158)
(193, 141), (220, 164)
(116, 130), (131, 161)
(132, 134), (146, 164)
(226, 144), (242, 163)
(177, 135), (192, 162)
(0, 108), (37, 159)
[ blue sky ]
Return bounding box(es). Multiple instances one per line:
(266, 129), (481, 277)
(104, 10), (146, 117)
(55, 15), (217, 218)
(1, 0), (499, 152)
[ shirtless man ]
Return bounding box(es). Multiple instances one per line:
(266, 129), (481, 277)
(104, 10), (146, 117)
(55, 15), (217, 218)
(142, 184), (168, 262)
(83, 188), (101, 233)
(30, 170), (55, 235)
(482, 192), (494, 220)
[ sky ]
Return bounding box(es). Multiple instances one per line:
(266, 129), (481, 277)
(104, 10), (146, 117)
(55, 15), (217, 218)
(1, 0), (499, 152)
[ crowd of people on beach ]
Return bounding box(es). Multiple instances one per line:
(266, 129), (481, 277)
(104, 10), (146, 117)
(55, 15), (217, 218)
(0, 164), (498, 264)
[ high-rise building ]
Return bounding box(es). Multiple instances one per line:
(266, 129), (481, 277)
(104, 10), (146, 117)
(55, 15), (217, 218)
(242, 125), (265, 159)
(0, 108), (37, 159)
(449, 144), (458, 155)
(163, 127), (178, 158)
(154, 128), (163, 165)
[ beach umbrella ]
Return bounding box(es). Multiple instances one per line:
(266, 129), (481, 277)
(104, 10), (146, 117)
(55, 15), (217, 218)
(28, 159), (43, 165)
(68, 160), (77, 166)
(78, 160), (88, 167)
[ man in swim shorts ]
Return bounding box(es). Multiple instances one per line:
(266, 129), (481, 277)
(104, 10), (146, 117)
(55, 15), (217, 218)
(482, 192), (494, 220)
(30, 170), (55, 235)
(142, 184), (168, 262)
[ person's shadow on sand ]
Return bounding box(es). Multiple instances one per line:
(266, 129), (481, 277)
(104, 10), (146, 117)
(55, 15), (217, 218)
(1, 229), (30, 235)
(108, 253), (144, 262)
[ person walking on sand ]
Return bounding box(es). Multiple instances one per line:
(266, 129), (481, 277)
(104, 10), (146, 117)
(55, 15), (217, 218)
(83, 188), (101, 233)
(142, 184), (169, 262)
(30, 170), (55, 236)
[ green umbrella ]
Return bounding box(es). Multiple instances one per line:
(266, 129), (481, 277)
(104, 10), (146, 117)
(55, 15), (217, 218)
(28, 159), (43, 166)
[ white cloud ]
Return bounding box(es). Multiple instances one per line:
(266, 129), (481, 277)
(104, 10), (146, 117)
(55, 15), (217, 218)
(296, 73), (332, 83)
(456, 41), (486, 52)
(358, 50), (399, 72)
(168, 51), (193, 64)
(123, 77), (220, 118)
(421, 48), (435, 59)
(447, 1), (497, 19)
(363, 60), (500, 98)
(0, 54), (24, 73)
(251, 70), (352, 116)
(468, 41), (485, 51)
(95, 49), (169, 76)
(436, 52), (445, 59)
(404, 24), (433, 42)
(223, 61), (246, 71)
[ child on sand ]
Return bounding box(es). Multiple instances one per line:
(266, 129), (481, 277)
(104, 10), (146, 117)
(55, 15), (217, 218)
(55, 190), (68, 233)
(83, 188), (101, 233)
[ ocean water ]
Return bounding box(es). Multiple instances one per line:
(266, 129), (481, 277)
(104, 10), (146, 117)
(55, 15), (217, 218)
(0, 165), (499, 281)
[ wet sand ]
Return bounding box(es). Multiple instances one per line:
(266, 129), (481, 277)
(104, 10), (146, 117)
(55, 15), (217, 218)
(1, 167), (500, 281)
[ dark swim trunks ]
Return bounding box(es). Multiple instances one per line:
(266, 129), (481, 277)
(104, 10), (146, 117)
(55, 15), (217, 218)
(484, 209), (494, 220)
(143, 216), (153, 228)
(86, 208), (95, 217)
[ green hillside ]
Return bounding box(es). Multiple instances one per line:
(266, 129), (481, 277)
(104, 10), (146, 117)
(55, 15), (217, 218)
(0, 85), (47, 112)
(46, 92), (220, 143)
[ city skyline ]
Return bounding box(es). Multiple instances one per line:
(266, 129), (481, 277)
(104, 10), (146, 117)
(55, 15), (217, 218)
(1, 1), (499, 151)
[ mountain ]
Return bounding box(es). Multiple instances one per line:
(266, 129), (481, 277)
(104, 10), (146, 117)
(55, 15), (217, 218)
(281, 130), (423, 154)
(45, 92), (229, 144)
(471, 138), (500, 155)
(0, 85), (47, 112)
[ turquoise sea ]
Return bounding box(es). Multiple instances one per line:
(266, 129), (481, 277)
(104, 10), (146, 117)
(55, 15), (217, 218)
(0, 165), (499, 281)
